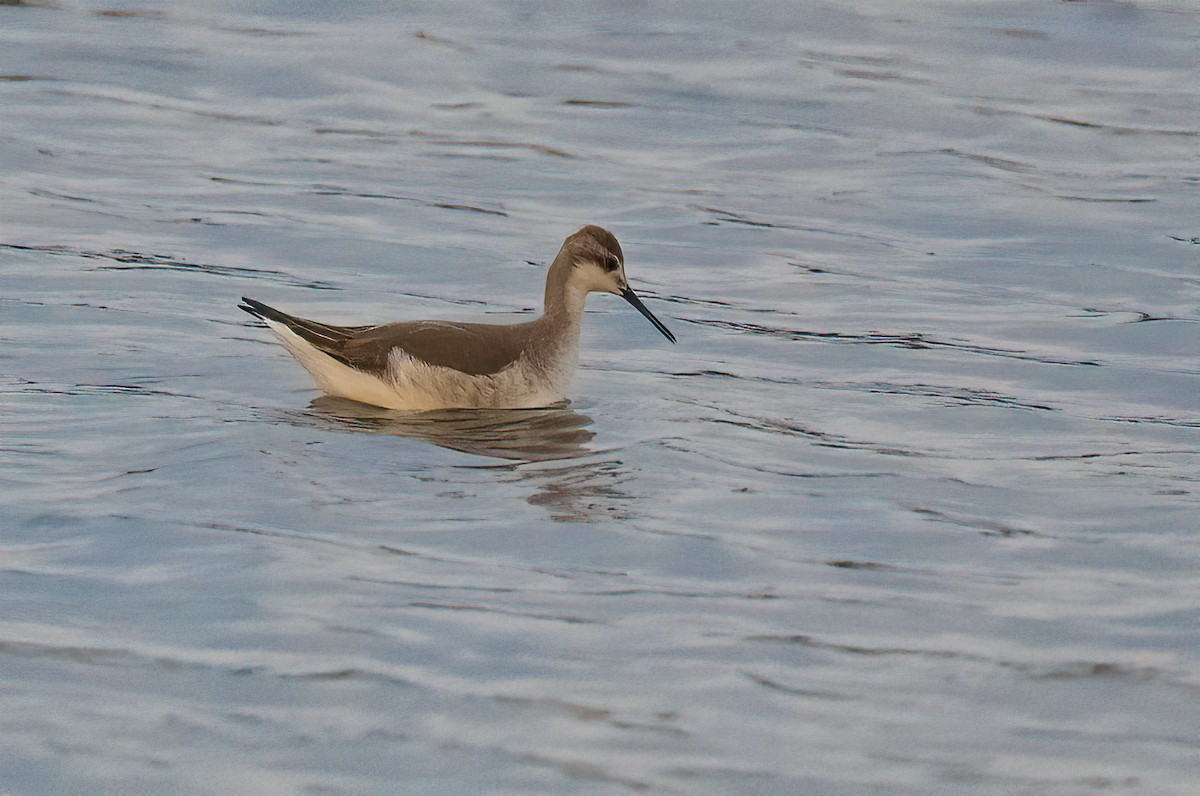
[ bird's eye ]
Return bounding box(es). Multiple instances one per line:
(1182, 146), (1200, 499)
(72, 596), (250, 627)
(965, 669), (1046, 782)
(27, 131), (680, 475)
(605, 255), (621, 272)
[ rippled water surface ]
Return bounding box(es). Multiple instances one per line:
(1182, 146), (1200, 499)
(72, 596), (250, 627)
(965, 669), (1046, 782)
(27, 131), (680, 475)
(2, 1), (1198, 793)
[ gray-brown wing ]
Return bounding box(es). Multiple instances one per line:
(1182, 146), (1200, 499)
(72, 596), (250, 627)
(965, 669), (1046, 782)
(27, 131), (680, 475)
(338, 321), (529, 377)
(240, 297), (529, 376)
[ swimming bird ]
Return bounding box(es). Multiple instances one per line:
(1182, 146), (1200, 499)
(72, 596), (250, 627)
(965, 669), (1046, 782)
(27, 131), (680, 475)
(239, 225), (675, 410)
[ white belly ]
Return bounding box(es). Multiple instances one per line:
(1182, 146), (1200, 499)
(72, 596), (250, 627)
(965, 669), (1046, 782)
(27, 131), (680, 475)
(265, 320), (574, 410)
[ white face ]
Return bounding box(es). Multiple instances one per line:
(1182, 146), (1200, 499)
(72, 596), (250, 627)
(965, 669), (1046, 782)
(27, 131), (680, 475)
(574, 251), (676, 343)
(576, 251), (627, 295)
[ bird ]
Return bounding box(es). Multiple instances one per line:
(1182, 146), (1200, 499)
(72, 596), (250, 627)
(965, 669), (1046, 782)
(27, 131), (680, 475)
(238, 225), (675, 411)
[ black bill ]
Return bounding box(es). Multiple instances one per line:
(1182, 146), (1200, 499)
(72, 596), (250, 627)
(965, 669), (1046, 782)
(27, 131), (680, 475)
(620, 287), (676, 344)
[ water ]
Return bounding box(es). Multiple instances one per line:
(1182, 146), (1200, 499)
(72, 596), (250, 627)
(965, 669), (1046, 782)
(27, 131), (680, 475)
(2, 1), (1197, 793)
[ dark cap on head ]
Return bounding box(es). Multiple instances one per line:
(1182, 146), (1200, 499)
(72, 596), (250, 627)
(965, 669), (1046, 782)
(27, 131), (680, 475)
(568, 225), (624, 265)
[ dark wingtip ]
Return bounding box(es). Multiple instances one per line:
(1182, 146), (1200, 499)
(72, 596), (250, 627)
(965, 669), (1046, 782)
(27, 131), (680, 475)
(239, 296), (278, 322)
(238, 297), (262, 318)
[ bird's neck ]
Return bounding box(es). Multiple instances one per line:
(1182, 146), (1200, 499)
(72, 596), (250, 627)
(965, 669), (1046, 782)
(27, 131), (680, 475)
(526, 254), (587, 372)
(540, 252), (588, 327)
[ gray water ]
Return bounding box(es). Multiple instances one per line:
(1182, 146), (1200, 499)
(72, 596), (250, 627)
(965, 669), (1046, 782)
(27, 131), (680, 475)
(2, 1), (1198, 793)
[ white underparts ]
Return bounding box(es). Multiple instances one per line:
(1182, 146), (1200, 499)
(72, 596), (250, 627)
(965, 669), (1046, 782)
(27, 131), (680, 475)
(264, 320), (576, 410)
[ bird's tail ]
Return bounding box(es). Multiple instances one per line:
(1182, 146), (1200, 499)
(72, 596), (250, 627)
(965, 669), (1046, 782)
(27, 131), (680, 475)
(239, 296), (293, 325)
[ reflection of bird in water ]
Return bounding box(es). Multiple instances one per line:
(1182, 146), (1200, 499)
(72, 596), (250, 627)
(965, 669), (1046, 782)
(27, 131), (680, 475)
(303, 396), (595, 462)
(301, 398), (632, 522)
(519, 459), (635, 523)
(239, 225), (674, 410)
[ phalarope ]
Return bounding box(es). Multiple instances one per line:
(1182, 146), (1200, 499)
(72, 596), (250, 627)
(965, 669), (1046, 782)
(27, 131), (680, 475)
(239, 225), (675, 410)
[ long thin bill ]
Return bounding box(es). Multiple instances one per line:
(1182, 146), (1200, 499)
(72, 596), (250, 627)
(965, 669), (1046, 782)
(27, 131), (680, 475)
(620, 287), (676, 344)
